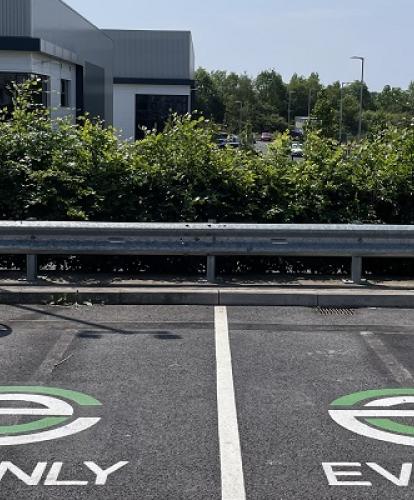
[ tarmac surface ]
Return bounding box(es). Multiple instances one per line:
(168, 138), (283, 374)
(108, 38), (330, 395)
(1, 305), (414, 498)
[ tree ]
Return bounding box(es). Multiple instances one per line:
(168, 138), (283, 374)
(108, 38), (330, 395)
(255, 69), (287, 117)
(288, 73), (322, 119)
(312, 83), (340, 138)
(194, 68), (225, 123)
(374, 85), (411, 114)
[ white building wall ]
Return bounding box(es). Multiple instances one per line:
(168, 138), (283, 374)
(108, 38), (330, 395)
(113, 83), (191, 141)
(0, 51), (76, 122)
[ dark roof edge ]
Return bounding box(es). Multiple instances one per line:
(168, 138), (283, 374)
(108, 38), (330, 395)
(0, 36), (41, 51)
(104, 29), (192, 34)
(114, 77), (195, 86)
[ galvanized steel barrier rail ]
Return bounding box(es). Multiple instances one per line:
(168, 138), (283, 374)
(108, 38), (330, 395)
(0, 222), (414, 284)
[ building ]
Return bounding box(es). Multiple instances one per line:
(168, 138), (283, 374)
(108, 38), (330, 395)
(105, 30), (195, 140)
(0, 0), (195, 139)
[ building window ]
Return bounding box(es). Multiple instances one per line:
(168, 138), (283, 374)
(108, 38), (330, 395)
(135, 94), (189, 139)
(41, 78), (50, 108)
(61, 79), (71, 107)
(0, 73), (48, 117)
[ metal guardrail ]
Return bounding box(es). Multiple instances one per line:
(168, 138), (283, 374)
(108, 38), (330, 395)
(0, 222), (414, 284)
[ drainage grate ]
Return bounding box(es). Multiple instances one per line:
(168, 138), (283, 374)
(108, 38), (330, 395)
(317, 307), (354, 316)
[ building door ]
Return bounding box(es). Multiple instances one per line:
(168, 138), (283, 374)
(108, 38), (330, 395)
(135, 94), (189, 139)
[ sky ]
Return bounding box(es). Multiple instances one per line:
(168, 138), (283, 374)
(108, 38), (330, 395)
(64, 0), (413, 91)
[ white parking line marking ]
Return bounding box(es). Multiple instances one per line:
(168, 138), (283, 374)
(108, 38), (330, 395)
(215, 306), (246, 500)
(361, 331), (414, 384)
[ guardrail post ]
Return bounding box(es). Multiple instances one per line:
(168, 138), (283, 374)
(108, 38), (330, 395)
(207, 255), (216, 283)
(26, 254), (38, 282)
(207, 219), (216, 283)
(351, 256), (363, 285)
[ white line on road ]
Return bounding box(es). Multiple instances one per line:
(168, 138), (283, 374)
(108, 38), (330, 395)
(215, 306), (246, 500)
(361, 331), (414, 384)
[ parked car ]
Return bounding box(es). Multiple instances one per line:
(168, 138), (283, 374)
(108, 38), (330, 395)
(226, 134), (242, 148)
(291, 142), (304, 157)
(214, 132), (230, 148)
(260, 132), (273, 142)
(291, 128), (304, 140)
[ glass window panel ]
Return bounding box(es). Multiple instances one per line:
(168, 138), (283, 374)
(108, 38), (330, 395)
(0, 73), (49, 117)
(135, 94), (189, 139)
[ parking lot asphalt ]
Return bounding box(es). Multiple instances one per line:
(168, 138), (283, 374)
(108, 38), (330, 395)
(1, 305), (414, 499)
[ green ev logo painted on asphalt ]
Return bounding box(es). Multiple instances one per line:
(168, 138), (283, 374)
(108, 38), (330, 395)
(329, 388), (414, 447)
(0, 386), (101, 446)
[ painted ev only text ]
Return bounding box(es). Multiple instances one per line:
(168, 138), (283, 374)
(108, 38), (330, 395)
(0, 461), (128, 486)
(323, 389), (414, 487)
(323, 463), (414, 487)
(329, 388), (414, 447)
(0, 386), (101, 446)
(0, 387), (129, 486)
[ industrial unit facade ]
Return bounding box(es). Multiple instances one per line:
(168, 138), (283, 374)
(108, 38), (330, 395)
(0, 0), (195, 140)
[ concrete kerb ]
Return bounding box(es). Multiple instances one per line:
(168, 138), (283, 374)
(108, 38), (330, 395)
(0, 287), (219, 306)
(316, 292), (414, 309)
(0, 286), (414, 307)
(219, 289), (318, 307)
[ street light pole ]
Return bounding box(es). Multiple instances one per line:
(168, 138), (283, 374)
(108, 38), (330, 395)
(339, 82), (352, 143)
(288, 91), (295, 127)
(235, 100), (243, 134)
(308, 89), (312, 118)
(351, 55), (365, 139)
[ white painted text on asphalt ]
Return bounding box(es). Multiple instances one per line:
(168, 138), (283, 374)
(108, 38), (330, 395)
(323, 462), (413, 487)
(0, 461), (129, 486)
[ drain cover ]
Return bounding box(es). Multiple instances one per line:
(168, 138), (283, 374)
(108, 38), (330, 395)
(317, 307), (354, 316)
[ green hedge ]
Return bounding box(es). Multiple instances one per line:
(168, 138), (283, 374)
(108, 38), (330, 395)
(0, 80), (413, 275)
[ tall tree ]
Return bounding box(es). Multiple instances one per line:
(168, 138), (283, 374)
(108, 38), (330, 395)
(194, 68), (225, 123)
(288, 73), (323, 120)
(255, 69), (287, 116)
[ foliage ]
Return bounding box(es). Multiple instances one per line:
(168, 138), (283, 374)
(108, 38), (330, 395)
(1, 79), (413, 275)
(195, 67), (414, 141)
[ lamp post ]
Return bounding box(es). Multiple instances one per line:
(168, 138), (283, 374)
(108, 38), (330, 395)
(235, 100), (243, 133)
(350, 55), (365, 139)
(307, 89), (312, 118)
(288, 90), (295, 127)
(339, 82), (352, 143)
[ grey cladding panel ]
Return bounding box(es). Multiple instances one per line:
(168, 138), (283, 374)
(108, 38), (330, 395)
(105, 30), (193, 80)
(84, 62), (105, 120)
(30, 0), (113, 123)
(0, 0), (31, 36)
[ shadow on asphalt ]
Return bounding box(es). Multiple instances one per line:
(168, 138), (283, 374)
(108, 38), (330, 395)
(9, 304), (139, 335)
(77, 330), (183, 339)
(0, 324), (12, 338)
(6, 304), (213, 340)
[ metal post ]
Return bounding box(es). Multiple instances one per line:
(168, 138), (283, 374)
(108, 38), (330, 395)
(339, 86), (344, 143)
(207, 219), (216, 283)
(351, 56), (365, 139)
(26, 254), (38, 282)
(351, 256), (362, 285)
(288, 91), (294, 127)
(358, 58), (365, 139)
(207, 255), (216, 283)
(235, 101), (243, 134)
(339, 82), (352, 143)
